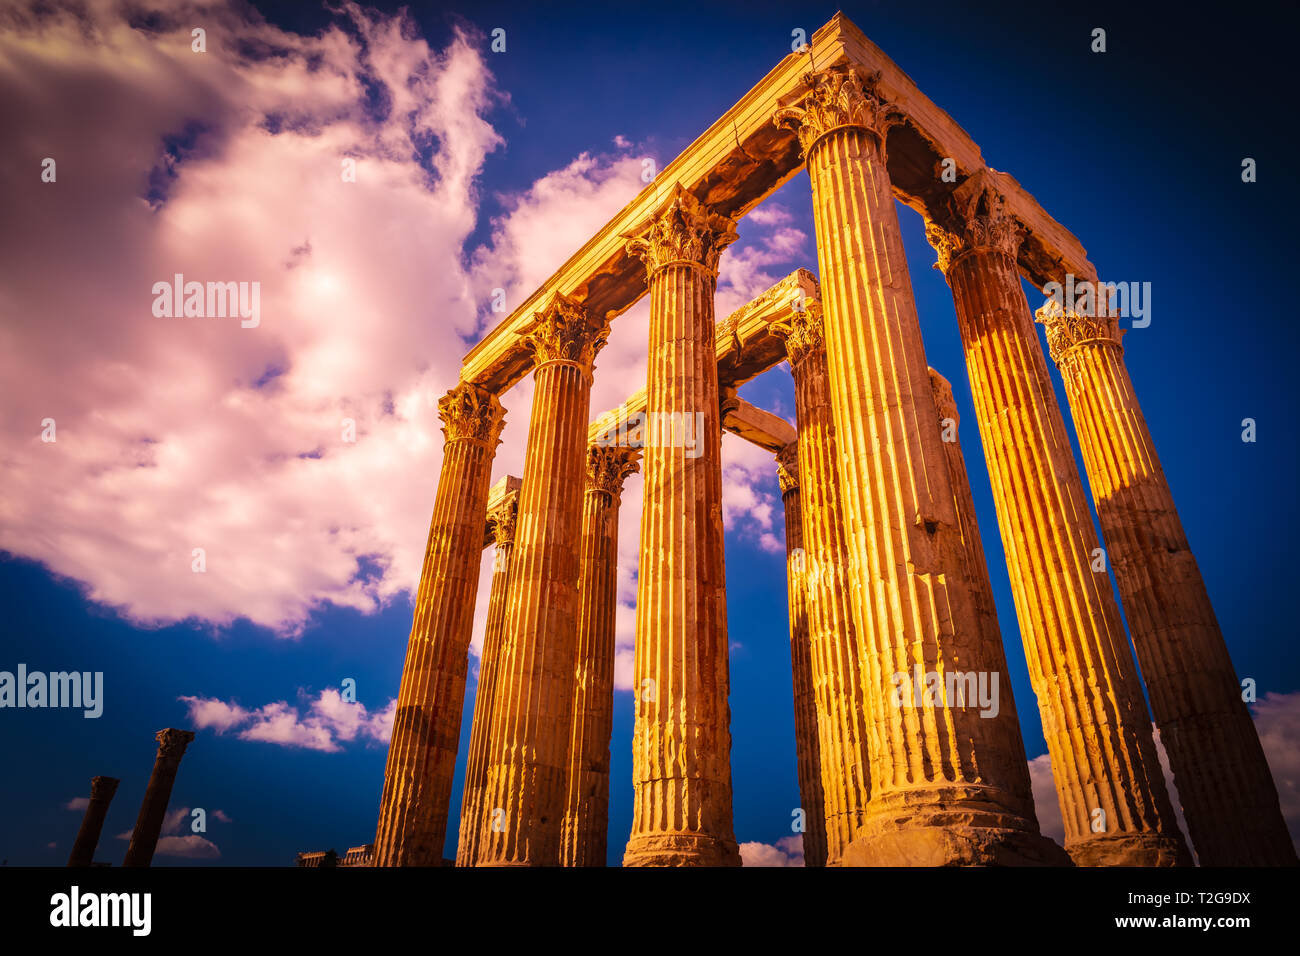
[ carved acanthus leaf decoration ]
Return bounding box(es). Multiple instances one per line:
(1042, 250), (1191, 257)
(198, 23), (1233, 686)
(771, 299), (825, 366)
(773, 67), (903, 157)
(1034, 297), (1121, 366)
(438, 381), (505, 445)
(521, 292), (610, 369)
(775, 442), (800, 494)
(586, 444), (640, 497)
(624, 184), (738, 279)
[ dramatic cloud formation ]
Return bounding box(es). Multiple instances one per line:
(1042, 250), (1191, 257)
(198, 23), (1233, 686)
(179, 687), (394, 752)
(0, 0), (802, 660)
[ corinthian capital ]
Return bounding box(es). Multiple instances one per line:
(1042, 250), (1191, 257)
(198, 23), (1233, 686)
(586, 444), (640, 498)
(1034, 298), (1121, 366)
(155, 728), (195, 760)
(438, 381), (505, 446)
(521, 291), (610, 370)
(773, 67), (902, 157)
(487, 493), (519, 548)
(771, 300), (825, 367)
(925, 185), (1024, 274)
(624, 183), (738, 279)
(775, 442), (799, 494)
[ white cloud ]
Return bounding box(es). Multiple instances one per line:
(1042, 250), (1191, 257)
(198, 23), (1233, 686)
(178, 688), (394, 752)
(739, 834), (805, 867)
(64, 796), (90, 812)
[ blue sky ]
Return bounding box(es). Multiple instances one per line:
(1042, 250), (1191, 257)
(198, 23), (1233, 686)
(1, 0), (1296, 866)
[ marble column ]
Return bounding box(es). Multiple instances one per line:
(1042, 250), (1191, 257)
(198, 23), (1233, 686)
(455, 488), (520, 867)
(561, 444), (639, 866)
(776, 445), (828, 867)
(67, 775), (119, 867)
(623, 184), (741, 867)
(123, 729), (195, 867)
(775, 67), (1062, 865)
(373, 382), (505, 867)
(925, 181), (1189, 866)
(773, 305), (870, 866)
(478, 293), (610, 866)
(1037, 299), (1297, 866)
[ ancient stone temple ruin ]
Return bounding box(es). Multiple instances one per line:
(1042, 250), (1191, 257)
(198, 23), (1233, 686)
(371, 13), (1294, 867)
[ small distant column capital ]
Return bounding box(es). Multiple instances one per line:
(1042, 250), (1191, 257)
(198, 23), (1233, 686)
(155, 728), (195, 761)
(1034, 297), (1122, 366)
(586, 444), (640, 499)
(772, 300), (825, 367)
(776, 442), (800, 495)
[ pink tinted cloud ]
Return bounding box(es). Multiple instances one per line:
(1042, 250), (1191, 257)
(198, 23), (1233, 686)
(1, 0), (814, 664)
(179, 688), (394, 752)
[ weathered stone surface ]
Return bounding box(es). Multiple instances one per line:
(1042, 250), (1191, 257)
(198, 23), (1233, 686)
(123, 729), (195, 868)
(455, 480), (520, 866)
(478, 294), (610, 867)
(926, 177), (1189, 866)
(778, 67), (1059, 866)
(1037, 299), (1297, 866)
(776, 445), (828, 867)
(68, 775), (119, 868)
(561, 444), (639, 867)
(623, 185), (741, 867)
(773, 305), (870, 866)
(372, 383), (505, 867)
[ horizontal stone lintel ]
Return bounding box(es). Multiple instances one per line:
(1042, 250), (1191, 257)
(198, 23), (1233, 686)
(459, 13), (1095, 395)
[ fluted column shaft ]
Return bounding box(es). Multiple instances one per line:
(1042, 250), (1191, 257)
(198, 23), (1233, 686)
(929, 190), (1189, 866)
(1039, 303), (1296, 866)
(624, 185), (740, 866)
(776, 311), (870, 866)
(123, 729), (194, 867)
(373, 383), (504, 867)
(478, 295), (608, 866)
(777, 449), (828, 867)
(928, 368), (1039, 821)
(777, 68), (1057, 865)
(456, 495), (519, 866)
(68, 776), (120, 867)
(562, 445), (638, 866)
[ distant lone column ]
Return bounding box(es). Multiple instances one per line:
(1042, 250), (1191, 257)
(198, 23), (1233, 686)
(123, 729), (195, 867)
(925, 179), (1189, 866)
(456, 485), (520, 866)
(623, 184), (741, 867)
(773, 304), (869, 867)
(776, 444), (827, 868)
(67, 776), (120, 867)
(373, 382), (505, 867)
(562, 443), (639, 867)
(776, 66), (1061, 865)
(1037, 298), (1297, 866)
(479, 293), (611, 867)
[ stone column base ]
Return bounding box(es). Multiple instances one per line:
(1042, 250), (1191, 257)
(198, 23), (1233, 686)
(1066, 833), (1190, 867)
(842, 787), (1072, 867)
(624, 831), (741, 867)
